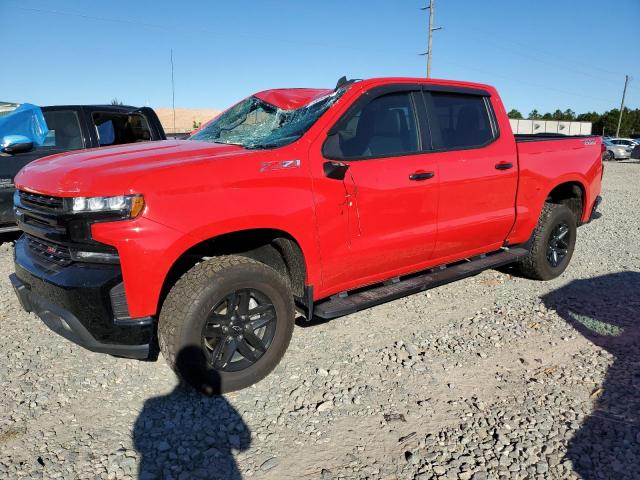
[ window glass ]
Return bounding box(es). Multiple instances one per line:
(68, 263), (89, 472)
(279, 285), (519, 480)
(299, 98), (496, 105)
(92, 112), (152, 146)
(429, 92), (494, 149)
(41, 110), (84, 150)
(190, 88), (346, 149)
(331, 92), (419, 159)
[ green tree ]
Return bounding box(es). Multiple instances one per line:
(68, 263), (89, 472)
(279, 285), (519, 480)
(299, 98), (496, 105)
(528, 110), (542, 120)
(576, 111), (600, 123)
(111, 98), (124, 106)
(563, 109), (576, 121)
(192, 120), (202, 130)
(542, 112), (553, 120)
(551, 109), (565, 121)
(508, 109), (523, 119)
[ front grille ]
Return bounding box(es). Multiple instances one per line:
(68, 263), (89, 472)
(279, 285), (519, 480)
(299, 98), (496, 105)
(25, 235), (72, 267)
(19, 191), (64, 211)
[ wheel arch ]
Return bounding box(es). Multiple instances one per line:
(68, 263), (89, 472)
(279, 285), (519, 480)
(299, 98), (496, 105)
(545, 180), (587, 223)
(158, 228), (309, 315)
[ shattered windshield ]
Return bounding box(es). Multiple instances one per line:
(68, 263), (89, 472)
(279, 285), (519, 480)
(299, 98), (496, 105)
(189, 88), (346, 149)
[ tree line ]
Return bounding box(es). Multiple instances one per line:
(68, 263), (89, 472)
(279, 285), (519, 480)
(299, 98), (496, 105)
(507, 108), (640, 137)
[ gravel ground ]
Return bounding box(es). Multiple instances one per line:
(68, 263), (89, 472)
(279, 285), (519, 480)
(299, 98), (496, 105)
(1, 161), (639, 480)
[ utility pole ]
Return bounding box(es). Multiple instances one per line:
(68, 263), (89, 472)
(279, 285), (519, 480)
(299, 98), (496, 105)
(420, 1), (442, 78)
(615, 75), (629, 137)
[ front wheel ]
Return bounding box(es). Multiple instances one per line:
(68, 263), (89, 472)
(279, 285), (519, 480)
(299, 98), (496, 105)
(158, 255), (295, 394)
(515, 203), (577, 280)
(603, 151), (614, 161)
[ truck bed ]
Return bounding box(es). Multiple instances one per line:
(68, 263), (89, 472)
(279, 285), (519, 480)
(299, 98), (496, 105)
(515, 133), (595, 142)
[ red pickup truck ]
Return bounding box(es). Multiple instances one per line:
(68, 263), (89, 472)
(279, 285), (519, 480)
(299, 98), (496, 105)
(10, 77), (603, 393)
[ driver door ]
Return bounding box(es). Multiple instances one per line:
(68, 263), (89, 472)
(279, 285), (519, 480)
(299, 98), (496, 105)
(309, 85), (439, 295)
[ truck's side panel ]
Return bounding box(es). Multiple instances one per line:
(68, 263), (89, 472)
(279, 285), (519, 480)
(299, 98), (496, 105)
(506, 137), (603, 245)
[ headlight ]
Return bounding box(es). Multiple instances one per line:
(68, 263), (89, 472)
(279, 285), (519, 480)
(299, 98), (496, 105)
(69, 194), (145, 218)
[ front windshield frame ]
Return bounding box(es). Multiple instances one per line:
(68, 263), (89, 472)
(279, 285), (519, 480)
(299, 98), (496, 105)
(189, 87), (348, 150)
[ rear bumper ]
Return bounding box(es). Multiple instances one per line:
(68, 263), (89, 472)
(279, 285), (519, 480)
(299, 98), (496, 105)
(11, 236), (154, 359)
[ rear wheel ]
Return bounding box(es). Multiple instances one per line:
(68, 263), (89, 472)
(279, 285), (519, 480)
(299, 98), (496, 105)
(515, 203), (577, 280)
(159, 255), (295, 394)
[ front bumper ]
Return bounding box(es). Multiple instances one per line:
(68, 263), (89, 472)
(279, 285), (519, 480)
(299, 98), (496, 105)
(11, 236), (154, 359)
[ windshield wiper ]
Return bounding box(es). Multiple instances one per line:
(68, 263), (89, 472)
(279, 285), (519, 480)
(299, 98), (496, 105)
(244, 143), (283, 150)
(213, 140), (246, 147)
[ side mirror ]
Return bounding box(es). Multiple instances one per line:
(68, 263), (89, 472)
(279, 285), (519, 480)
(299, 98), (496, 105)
(1, 135), (34, 154)
(323, 161), (349, 181)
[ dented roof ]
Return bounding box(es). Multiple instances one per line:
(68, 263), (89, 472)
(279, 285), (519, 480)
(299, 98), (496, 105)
(254, 88), (333, 110)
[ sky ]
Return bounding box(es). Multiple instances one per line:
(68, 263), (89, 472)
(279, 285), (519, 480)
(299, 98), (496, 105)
(1, 0), (639, 116)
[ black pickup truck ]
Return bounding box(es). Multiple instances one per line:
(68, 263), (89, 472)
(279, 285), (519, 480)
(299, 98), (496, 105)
(0, 104), (165, 232)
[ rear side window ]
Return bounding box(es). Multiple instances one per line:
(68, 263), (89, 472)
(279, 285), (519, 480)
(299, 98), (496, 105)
(428, 92), (494, 150)
(42, 110), (84, 150)
(326, 92), (420, 159)
(92, 112), (152, 146)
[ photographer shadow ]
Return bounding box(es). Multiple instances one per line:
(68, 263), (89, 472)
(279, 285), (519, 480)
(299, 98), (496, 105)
(133, 346), (251, 480)
(541, 272), (640, 480)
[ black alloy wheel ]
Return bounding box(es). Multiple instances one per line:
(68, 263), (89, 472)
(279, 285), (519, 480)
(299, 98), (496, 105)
(547, 222), (571, 268)
(159, 255), (295, 394)
(202, 288), (277, 372)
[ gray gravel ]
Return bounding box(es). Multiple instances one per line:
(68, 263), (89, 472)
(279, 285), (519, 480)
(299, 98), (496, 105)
(1, 161), (639, 480)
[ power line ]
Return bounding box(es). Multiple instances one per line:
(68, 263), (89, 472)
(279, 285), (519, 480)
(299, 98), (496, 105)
(11, 2), (637, 111)
(463, 25), (633, 80)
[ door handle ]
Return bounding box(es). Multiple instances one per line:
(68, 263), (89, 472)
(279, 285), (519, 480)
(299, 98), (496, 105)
(495, 162), (513, 170)
(409, 171), (435, 181)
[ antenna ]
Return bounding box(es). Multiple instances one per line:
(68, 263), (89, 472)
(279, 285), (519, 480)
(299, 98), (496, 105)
(170, 49), (176, 134)
(419, 0), (443, 78)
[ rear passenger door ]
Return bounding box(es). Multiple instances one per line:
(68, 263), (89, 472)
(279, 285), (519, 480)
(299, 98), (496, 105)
(423, 88), (518, 259)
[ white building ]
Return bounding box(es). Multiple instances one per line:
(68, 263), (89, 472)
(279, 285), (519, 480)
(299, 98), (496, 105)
(509, 118), (592, 135)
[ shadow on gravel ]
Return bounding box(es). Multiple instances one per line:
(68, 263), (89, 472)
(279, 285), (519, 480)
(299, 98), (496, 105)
(542, 272), (640, 480)
(133, 346), (250, 480)
(0, 231), (20, 245)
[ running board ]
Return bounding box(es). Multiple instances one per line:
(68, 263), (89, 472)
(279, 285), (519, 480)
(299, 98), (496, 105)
(314, 248), (527, 320)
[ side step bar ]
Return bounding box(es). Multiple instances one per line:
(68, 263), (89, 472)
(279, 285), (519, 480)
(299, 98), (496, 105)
(314, 248), (527, 320)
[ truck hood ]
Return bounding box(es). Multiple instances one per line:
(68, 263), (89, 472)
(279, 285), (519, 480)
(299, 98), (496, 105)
(14, 140), (248, 196)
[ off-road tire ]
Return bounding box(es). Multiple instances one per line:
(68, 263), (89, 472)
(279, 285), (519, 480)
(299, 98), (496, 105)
(158, 255), (295, 394)
(515, 203), (577, 281)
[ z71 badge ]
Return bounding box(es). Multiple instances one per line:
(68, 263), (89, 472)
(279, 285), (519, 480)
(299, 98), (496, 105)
(260, 159), (301, 172)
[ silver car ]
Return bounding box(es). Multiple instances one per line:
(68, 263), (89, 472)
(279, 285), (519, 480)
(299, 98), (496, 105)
(609, 137), (639, 148)
(603, 138), (632, 160)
